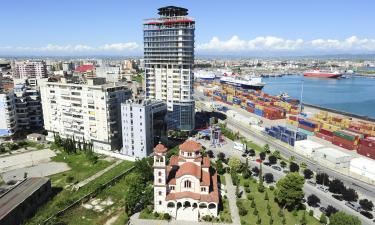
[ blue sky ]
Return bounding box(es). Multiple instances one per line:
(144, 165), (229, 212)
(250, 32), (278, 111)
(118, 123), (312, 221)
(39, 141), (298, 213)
(1, 0), (375, 55)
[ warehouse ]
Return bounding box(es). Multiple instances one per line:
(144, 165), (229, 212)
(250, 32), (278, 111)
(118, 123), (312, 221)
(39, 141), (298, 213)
(349, 157), (375, 182)
(312, 147), (352, 169)
(294, 139), (323, 158)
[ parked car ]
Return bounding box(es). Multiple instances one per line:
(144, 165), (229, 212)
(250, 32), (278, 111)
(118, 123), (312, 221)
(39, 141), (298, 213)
(242, 153), (247, 158)
(360, 211), (374, 219)
(255, 159), (262, 163)
(332, 194), (344, 201)
(345, 201), (362, 212)
(319, 207), (327, 214)
(271, 165), (282, 171)
(317, 185), (328, 192)
(282, 169), (290, 174)
(307, 180), (316, 186)
(263, 162), (271, 166)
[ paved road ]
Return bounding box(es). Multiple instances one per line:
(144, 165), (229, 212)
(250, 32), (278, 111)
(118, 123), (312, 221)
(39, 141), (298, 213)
(224, 173), (240, 225)
(202, 139), (373, 225)
(197, 101), (375, 202)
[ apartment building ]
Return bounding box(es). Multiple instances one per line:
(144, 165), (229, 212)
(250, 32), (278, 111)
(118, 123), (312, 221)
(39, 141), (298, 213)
(121, 99), (167, 159)
(40, 77), (132, 151)
(15, 61), (47, 86)
(144, 6), (195, 131)
(0, 90), (17, 138)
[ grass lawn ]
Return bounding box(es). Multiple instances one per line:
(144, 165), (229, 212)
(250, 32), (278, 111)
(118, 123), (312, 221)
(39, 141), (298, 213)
(219, 197), (232, 223)
(24, 151), (133, 225)
(0, 177), (4, 185)
(219, 174), (226, 185)
(238, 176), (320, 225)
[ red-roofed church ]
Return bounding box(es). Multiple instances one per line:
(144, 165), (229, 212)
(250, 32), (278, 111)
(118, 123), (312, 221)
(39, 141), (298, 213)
(153, 139), (220, 221)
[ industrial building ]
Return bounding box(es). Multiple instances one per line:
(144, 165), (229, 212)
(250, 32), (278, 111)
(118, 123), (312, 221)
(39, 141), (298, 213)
(350, 157), (375, 181)
(294, 139), (324, 158)
(312, 147), (352, 169)
(40, 77), (132, 151)
(0, 178), (51, 225)
(121, 99), (167, 159)
(144, 6), (195, 131)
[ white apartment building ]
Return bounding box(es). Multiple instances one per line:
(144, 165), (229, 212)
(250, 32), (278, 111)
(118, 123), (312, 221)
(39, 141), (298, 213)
(40, 77), (132, 151)
(144, 6), (195, 131)
(121, 99), (167, 159)
(0, 90), (17, 138)
(15, 61), (47, 86)
(96, 66), (121, 83)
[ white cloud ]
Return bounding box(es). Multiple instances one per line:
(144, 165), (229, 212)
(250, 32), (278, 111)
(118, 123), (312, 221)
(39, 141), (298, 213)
(197, 35), (375, 52)
(0, 42), (141, 53)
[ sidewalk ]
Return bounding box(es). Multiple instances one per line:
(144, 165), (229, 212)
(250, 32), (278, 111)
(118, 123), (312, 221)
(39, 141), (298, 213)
(224, 173), (241, 225)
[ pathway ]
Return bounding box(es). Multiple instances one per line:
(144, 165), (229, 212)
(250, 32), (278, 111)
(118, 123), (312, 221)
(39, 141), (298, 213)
(72, 159), (121, 190)
(224, 173), (241, 225)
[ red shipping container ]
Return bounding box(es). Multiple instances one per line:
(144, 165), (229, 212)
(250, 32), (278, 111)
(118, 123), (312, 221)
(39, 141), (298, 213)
(298, 124), (315, 132)
(359, 138), (375, 147)
(316, 132), (333, 142)
(319, 128), (333, 136)
(332, 135), (357, 150)
(357, 145), (375, 160)
(289, 115), (297, 121)
(247, 107), (254, 113)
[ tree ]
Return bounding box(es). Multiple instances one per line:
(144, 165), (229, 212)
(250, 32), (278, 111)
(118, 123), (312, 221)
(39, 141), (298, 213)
(268, 155), (277, 164)
(217, 152), (226, 162)
(124, 173), (146, 213)
(307, 194), (320, 207)
(242, 167), (252, 179)
(359, 199), (374, 211)
(265, 191), (269, 200)
(325, 205), (338, 217)
(231, 171), (239, 186)
(316, 173), (330, 186)
(329, 212), (361, 225)
(289, 162), (299, 172)
(264, 144), (270, 154)
(206, 150), (214, 158)
(248, 149), (256, 157)
(228, 157), (241, 172)
(319, 214), (327, 224)
(272, 150), (281, 159)
(303, 169), (313, 180)
(275, 173), (305, 210)
(236, 185), (242, 198)
(342, 188), (358, 202)
(252, 166), (260, 175)
(328, 179), (345, 194)
(134, 157), (153, 182)
(259, 152), (266, 160)
(216, 160), (224, 175)
(264, 173), (274, 183)
(280, 161), (287, 168)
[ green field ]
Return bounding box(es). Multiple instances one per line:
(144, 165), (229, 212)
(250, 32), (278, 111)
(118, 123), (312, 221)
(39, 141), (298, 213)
(238, 177), (319, 225)
(24, 151), (133, 225)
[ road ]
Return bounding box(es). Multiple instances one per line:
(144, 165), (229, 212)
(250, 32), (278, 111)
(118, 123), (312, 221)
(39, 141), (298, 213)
(196, 100), (375, 203)
(198, 139), (373, 225)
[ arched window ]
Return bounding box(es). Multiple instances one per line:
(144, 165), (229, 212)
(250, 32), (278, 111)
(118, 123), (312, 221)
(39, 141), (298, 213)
(184, 180), (192, 188)
(158, 178), (162, 183)
(160, 157), (164, 162)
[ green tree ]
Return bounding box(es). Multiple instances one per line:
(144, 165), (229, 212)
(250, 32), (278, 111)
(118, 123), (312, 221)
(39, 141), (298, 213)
(264, 191), (269, 200)
(272, 150), (281, 159)
(319, 214), (327, 224)
(263, 144), (270, 153)
(215, 159), (224, 175)
(228, 157), (241, 172)
(329, 212), (361, 225)
(275, 172), (305, 210)
(280, 160), (287, 168)
(124, 173), (146, 214)
(134, 157), (154, 182)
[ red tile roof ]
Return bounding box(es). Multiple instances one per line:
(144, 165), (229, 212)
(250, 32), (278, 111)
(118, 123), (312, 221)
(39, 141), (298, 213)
(175, 162), (201, 179)
(75, 65), (94, 73)
(169, 155), (179, 166)
(154, 143), (168, 154)
(179, 140), (202, 152)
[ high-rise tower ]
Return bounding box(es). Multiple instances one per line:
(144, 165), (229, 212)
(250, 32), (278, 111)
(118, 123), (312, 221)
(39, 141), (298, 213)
(144, 6), (195, 131)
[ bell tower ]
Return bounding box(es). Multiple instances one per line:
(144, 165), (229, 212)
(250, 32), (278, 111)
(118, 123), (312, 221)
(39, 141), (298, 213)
(153, 143), (168, 213)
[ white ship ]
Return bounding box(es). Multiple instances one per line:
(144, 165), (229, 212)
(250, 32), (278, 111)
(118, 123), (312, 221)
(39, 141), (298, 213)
(194, 70), (216, 80)
(220, 74), (265, 90)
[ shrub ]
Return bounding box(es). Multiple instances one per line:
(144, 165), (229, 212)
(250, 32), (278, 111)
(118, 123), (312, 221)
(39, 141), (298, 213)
(319, 214), (327, 224)
(251, 199), (256, 208)
(293, 210), (298, 217)
(253, 208), (258, 215)
(202, 215), (213, 222)
(163, 213), (171, 220)
(245, 187), (250, 193)
(65, 175), (75, 183)
(269, 185), (275, 191)
(153, 212), (159, 218)
(244, 181), (250, 187)
(239, 207), (248, 216)
(309, 210), (314, 217)
(278, 209), (284, 217)
(247, 194), (254, 200)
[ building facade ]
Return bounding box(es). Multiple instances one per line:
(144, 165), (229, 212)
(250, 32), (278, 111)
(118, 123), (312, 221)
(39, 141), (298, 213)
(40, 77), (132, 151)
(144, 6), (195, 131)
(15, 61), (47, 86)
(121, 99), (167, 159)
(0, 90), (17, 138)
(153, 140), (219, 221)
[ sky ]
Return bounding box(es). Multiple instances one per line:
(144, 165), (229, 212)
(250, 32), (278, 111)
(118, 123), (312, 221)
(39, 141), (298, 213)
(1, 0), (375, 56)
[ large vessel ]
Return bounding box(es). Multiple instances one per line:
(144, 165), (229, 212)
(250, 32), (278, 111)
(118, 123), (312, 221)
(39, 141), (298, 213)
(303, 69), (342, 78)
(220, 73), (265, 90)
(194, 70), (216, 80)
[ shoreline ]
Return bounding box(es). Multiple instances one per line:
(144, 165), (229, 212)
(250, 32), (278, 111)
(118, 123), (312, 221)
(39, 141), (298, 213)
(303, 103), (375, 123)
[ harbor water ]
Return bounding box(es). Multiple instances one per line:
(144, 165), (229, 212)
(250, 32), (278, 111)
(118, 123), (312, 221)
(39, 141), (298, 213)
(262, 75), (375, 119)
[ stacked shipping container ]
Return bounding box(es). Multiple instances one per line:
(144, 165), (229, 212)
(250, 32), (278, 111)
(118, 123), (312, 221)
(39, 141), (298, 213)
(265, 126), (307, 146)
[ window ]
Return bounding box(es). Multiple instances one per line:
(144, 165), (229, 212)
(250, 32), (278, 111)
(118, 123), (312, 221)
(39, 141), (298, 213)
(159, 191), (162, 196)
(187, 153), (192, 157)
(158, 178), (162, 183)
(184, 180), (192, 188)
(201, 187), (206, 192)
(159, 201), (162, 205)
(170, 186), (175, 190)
(158, 171), (162, 176)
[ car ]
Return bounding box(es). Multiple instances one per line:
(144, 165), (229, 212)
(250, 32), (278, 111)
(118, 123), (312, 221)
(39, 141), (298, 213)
(282, 169), (290, 174)
(332, 194), (344, 201)
(242, 153), (247, 157)
(360, 211), (374, 219)
(263, 162), (271, 166)
(345, 201), (362, 212)
(255, 159), (262, 163)
(271, 165), (282, 171)
(319, 207), (327, 214)
(317, 185), (328, 192)
(307, 180), (316, 186)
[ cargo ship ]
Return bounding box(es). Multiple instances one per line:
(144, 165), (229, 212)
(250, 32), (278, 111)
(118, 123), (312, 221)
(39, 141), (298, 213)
(303, 69), (342, 78)
(220, 73), (265, 90)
